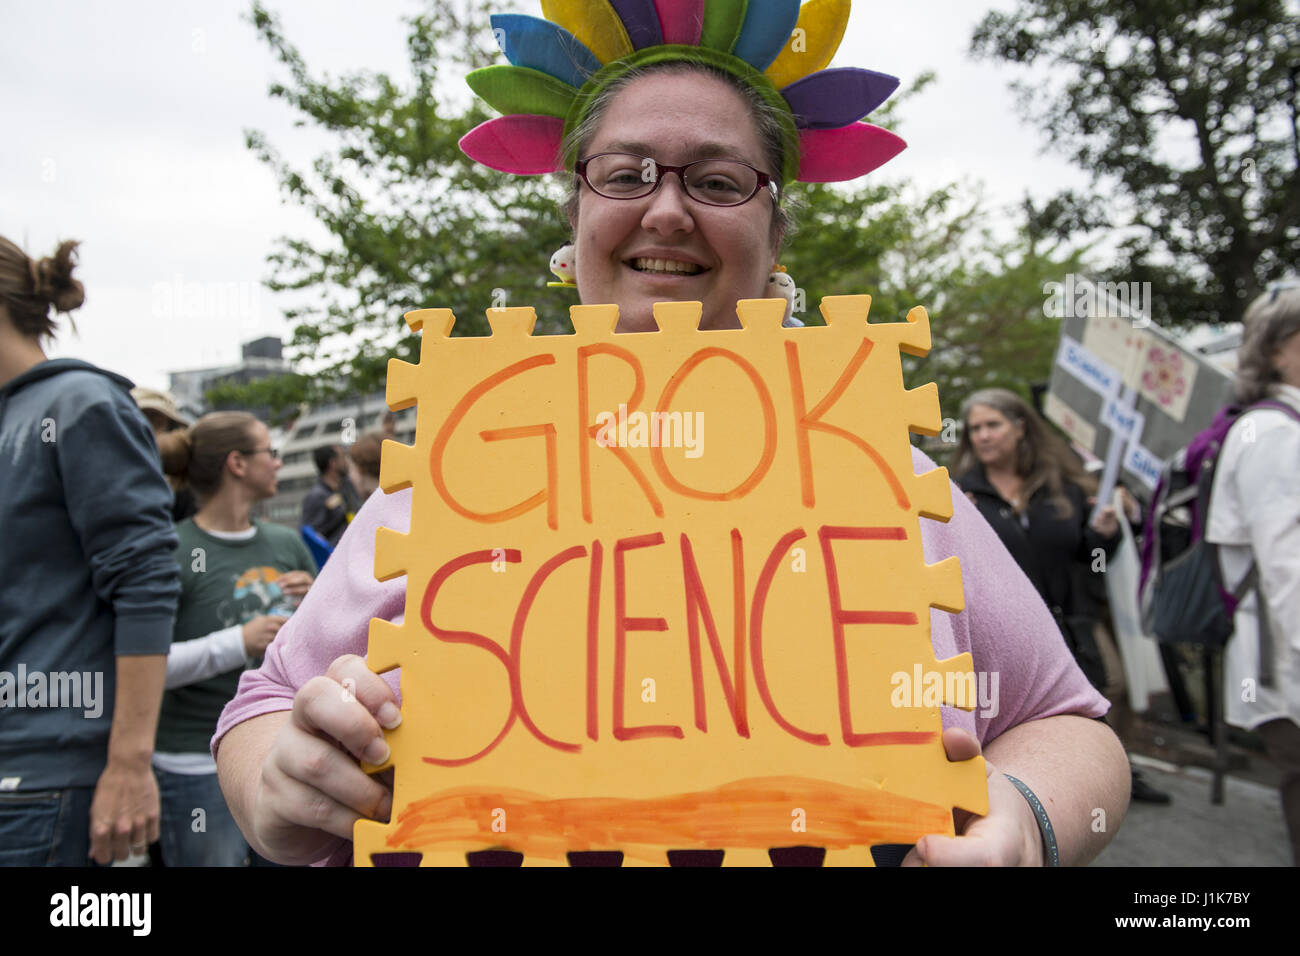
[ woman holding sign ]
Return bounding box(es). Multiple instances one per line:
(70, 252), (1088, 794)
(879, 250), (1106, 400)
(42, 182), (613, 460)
(954, 388), (1169, 805)
(215, 0), (1129, 867)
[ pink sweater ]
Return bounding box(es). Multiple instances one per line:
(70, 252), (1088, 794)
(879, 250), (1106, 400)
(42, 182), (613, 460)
(214, 446), (1107, 864)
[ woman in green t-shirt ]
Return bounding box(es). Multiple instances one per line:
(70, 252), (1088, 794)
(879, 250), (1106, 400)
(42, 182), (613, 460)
(154, 412), (316, 865)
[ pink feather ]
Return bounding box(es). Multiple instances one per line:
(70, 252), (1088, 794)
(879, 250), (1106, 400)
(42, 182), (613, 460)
(459, 116), (566, 175)
(653, 0), (704, 46)
(797, 124), (907, 183)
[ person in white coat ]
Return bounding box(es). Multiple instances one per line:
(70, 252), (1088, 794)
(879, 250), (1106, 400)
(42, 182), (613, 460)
(1209, 281), (1300, 865)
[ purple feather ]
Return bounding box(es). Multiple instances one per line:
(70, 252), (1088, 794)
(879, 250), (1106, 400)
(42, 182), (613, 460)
(609, 0), (664, 49)
(782, 69), (900, 130)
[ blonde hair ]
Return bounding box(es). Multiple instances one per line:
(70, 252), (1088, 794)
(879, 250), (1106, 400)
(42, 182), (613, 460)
(1235, 283), (1300, 404)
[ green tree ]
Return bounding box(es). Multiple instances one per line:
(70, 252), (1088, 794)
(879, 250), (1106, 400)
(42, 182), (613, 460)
(224, 3), (1084, 429)
(785, 180), (1086, 432)
(223, 0), (569, 417)
(972, 0), (1300, 328)
(783, 77), (1088, 427)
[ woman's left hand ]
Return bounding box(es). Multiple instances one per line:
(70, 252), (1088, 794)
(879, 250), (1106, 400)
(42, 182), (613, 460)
(901, 728), (1043, 867)
(277, 570), (314, 599)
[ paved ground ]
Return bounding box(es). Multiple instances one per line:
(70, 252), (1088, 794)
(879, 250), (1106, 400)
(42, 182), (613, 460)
(115, 711), (1292, 868)
(1093, 754), (1290, 866)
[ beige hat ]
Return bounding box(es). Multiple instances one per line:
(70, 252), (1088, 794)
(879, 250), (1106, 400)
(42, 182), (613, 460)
(131, 387), (191, 428)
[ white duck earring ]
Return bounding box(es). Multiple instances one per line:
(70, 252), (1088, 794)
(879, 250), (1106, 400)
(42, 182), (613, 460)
(547, 243), (577, 288)
(767, 265), (797, 325)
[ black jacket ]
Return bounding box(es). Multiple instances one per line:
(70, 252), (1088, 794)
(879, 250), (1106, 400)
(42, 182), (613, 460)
(955, 466), (1119, 620)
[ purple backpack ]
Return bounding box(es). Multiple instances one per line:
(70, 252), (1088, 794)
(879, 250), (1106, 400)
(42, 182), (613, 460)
(1138, 401), (1299, 681)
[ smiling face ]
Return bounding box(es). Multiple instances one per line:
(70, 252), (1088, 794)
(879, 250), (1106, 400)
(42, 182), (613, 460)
(571, 70), (782, 333)
(965, 404), (1025, 471)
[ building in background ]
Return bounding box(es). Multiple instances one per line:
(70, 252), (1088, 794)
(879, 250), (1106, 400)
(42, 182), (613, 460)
(168, 336), (289, 423)
(167, 338), (416, 530)
(261, 396), (416, 528)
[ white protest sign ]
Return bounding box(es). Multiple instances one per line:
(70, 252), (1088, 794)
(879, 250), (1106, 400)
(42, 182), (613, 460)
(1055, 336), (1122, 401)
(1101, 397), (1146, 446)
(1122, 441), (1164, 491)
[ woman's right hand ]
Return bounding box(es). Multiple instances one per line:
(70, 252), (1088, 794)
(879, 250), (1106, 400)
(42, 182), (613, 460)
(241, 615), (288, 656)
(246, 655), (400, 865)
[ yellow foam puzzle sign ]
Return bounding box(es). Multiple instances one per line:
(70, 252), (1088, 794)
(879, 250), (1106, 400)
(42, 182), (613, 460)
(354, 296), (987, 866)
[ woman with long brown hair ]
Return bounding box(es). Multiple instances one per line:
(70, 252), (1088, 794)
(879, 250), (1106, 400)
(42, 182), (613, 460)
(954, 388), (1170, 804)
(952, 387), (1120, 648)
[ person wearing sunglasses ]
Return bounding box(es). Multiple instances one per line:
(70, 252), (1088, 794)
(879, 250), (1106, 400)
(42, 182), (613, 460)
(152, 412), (315, 864)
(215, 2), (1130, 868)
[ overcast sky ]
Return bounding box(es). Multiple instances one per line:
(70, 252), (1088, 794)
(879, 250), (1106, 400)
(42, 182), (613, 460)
(3, 0), (1101, 391)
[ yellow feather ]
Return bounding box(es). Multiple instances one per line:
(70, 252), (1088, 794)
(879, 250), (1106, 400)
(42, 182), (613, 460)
(541, 0), (634, 66)
(764, 0), (851, 91)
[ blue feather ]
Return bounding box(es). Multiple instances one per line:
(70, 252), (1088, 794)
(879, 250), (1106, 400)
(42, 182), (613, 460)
(731, 0), (801, 72)
(490, 13), (603, 89)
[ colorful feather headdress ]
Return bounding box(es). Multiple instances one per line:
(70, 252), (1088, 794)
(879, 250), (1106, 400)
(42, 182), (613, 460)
(460, 0), (905, 185)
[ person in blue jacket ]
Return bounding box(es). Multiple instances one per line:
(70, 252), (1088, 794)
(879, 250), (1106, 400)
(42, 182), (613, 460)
(0, 235), (180, 865)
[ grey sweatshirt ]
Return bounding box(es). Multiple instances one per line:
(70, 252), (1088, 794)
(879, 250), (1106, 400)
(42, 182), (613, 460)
(0, 359), (179, 790)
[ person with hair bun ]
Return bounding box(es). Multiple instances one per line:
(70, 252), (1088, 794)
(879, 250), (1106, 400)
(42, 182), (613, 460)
(152, 412), (317, 865)
(0, 235), (180, 865)
(1208, 281), (1300, 864)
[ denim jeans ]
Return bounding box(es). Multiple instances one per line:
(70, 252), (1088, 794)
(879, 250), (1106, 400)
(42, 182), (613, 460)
(0, 786), (100, 866)
(155, 768), (249, 867)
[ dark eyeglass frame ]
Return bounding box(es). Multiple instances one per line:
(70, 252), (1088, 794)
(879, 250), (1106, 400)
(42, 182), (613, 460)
(239, 446), (280, 460)
(574, 152), (780, 207)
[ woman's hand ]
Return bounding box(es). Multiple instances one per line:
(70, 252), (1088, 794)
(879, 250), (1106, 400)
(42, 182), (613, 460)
(1117, 486), (1141, 524)
(241, 654), (400, 865)
(276, 570), (314, 599)
(901, 728), (1043, 867)
(241, 614), (288, 656)
(1088, 503), (1120, 539)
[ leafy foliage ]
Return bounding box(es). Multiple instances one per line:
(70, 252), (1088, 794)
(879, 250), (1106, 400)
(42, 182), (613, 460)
(229, 0), (570, 415)
(787, 178), (1084, 429)
(224, 2), (1085, 427)
(972, 0), (1300, 327)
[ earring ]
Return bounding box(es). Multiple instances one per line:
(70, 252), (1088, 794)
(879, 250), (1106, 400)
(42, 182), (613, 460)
(767, 264), (797, 325)
(547, 243), (577, 289)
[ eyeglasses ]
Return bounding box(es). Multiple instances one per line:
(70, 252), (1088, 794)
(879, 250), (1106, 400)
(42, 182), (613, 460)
(575, 152), (779, 207)
(240, 447), (280, 460)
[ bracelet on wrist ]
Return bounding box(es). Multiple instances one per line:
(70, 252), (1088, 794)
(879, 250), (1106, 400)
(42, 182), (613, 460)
(1003, 773), (1059, 867)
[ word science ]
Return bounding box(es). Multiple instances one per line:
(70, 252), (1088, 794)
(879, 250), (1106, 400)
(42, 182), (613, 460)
(354, 298), (987, 866)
